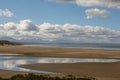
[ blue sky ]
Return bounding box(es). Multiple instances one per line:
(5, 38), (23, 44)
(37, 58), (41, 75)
(0, 0), (119, 29)
(0, 0), (120, 43)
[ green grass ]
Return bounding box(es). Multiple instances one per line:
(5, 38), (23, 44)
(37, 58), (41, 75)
(0, 73), (96, 80)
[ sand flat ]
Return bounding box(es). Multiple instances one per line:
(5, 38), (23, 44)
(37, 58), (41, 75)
(0, 46), (120, 58)
(0, 46), (120, 80)
(21, 62), (120, 80)
(0, 70), (28, 78)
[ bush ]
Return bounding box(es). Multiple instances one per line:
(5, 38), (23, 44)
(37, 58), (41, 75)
(0, 73), (96, 80)
(10, 74), (25, 80)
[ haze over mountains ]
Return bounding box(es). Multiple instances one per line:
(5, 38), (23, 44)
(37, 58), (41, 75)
(0, 36), (43, 43)
(0, 36), (82, 43)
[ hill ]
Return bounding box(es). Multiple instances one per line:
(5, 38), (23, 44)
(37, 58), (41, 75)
(0, 40), (22, 45)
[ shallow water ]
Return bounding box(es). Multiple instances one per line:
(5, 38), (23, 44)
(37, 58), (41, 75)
(0, 54), (120, 74)
(0, 53), (23, 56)
(24, 43), (120, 50)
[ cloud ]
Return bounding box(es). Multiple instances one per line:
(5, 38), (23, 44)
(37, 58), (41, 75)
(2, 19), (38, 31)
(0, 9), (14, 17)
(4, 22), (17, 30)
(50, 0), (120, 8)
(0, 19), (120, 43)
(85, 8), (110, 19)
(18, 19), (38, 31)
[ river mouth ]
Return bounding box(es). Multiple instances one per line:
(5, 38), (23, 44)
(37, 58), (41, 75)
(0, 54), (120, 74)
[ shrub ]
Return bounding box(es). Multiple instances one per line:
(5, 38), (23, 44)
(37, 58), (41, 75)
(0, 73), (96, 80)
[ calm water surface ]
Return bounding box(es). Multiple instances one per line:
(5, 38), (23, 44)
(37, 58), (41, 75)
(0, 54), (120, 74)
(24, 43), (120, 50)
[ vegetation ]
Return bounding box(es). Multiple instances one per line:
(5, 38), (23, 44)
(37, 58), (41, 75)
(0, 40), (22, 45)
(0, 73), (96, 80)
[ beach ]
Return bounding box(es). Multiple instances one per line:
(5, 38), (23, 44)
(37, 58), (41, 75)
(0, 46), (120, 58)
(0, 70), (28, 78)
(0, 46), (120, 80)
(21, 63), (120, 80)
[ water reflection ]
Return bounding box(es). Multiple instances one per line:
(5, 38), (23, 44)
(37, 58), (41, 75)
(0, 56), (120, 74)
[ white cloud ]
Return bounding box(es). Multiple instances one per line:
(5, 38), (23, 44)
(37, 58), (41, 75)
(50, 0), (120, 8)
(4, 22), (17, 30)
(0, 9), (14, 17)
(18, 19), (38, 31)
(85, 8), (110, 19)
(2, 19), (37, 31)
(0, 19), (120, 43)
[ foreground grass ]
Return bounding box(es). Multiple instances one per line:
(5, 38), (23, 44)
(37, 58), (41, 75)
(0, 73), (96, 80)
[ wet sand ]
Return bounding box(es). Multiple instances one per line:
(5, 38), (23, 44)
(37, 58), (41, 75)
(21, 62), (120, 80)
(0, 70), (28, 78)
(0, 46), (120, 80)
(0, 46), (120, 58)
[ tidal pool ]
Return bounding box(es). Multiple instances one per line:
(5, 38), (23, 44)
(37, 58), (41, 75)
(0, 54), (120, 74)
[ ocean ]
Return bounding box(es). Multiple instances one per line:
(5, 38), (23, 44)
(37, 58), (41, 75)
(24, 43), (120, 50)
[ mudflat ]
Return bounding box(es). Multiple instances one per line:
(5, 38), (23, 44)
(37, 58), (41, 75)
(0, 70), (28, 78)
(0, 46), (120, 58)
(0, 46), (120, 80)
(21, 62), (120, 80)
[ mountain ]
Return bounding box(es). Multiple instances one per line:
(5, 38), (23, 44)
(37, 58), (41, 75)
(0, 37), (16, 42)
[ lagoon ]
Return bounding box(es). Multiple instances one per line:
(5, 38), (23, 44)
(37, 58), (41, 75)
(0, 54), (120, 74)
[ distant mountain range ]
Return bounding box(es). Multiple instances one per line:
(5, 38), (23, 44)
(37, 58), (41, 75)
(0, 36), (81, 44)
(0, 37), (17, 42)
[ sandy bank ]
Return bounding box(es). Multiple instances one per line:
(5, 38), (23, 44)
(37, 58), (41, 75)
(0, 46), (120, 58)
(0, 46), (120, 80)
(0, 70), (28, 78)
(21, 62), (120, 80)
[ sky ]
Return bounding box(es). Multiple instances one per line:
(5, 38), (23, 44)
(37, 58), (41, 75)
(0, 0), (120, 43)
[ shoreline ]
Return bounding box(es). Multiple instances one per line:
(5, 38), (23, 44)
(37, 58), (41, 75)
(0, 62), (120, 80)
(24, 44), (120, 51)
(0, 45), (120, 58)
(20, 62), (120, 75)
(0, 45), (120, 80)
(0, 69), (29, 78)
(20, 62), (120, 80)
